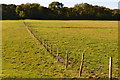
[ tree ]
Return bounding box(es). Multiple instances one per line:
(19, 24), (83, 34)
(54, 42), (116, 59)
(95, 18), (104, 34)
(48, 1), (64, 10)
(74, 3), (96, 19)
(112, 9), (120, 19)
(48, 2), (64, 19)
(16, 3), (31, 19)
(0, 4), (1, 19)
(30, 3), (41, 19)
(1, 3), (120, 20)
(2, 4), (19, 19)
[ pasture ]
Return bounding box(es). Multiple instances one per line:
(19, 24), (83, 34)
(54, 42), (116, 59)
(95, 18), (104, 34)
(2, 20), (119, 78)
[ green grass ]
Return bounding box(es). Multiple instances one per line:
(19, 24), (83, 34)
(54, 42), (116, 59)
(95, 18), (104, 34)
(2, 20), (80, 78)
(25, 20), (119, 78)
(2, 20), (119, 78)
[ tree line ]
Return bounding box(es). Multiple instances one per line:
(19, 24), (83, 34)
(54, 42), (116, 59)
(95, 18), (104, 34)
(1, 2), (120, 20)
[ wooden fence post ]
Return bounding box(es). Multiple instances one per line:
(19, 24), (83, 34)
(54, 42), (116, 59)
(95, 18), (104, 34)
(50, 45), (52, 54)
(45, 44), (48, 49)
(42, 40), (44, 45)
(109, 57), (112, 80)
(56, 48), (59, 61)
(79, 53), (84, 77)
(65, 50), (68, 69)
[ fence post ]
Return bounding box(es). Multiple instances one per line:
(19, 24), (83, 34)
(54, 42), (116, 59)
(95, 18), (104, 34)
(65, 50), (68, 69)
(50, 45), (52, 54)
(109, 57), (112, 80)
(56, 48), (59, 61)
(42, 40), (44, 45)
(45, 44), (48, 49)
(79, 53), (84, 77)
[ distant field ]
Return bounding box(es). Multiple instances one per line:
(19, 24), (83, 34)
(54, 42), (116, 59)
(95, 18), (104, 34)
(2, 20), (119, 78)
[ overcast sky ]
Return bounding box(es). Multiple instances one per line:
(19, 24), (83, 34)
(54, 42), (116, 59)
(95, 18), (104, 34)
(1, 0), (120, 9)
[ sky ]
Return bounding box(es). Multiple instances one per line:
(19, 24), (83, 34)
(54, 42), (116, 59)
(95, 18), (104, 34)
(0, 0), (120, 9)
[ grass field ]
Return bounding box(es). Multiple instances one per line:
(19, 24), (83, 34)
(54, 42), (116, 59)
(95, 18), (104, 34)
(2, 20), (80, 78)
(2, 20), (119, 79)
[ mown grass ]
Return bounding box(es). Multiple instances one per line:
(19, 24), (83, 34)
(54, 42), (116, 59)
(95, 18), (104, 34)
(25, 20), (119, 78)
(2, 20), (81, 78)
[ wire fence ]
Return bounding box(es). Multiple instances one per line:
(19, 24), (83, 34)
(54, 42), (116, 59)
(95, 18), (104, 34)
(22, 20), (118, 79)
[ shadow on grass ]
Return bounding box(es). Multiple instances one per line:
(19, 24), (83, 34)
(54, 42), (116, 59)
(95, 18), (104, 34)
(41, 27), (113, 29)
(60, 27), (113, 29)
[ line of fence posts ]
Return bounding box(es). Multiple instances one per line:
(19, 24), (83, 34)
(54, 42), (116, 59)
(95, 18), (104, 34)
(40, 41), (113, 78)
(40, 41), (113, 79)
(47, 45), (85, 76)
(24, 21), (114, 79)
(55, 48), (113, 79)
